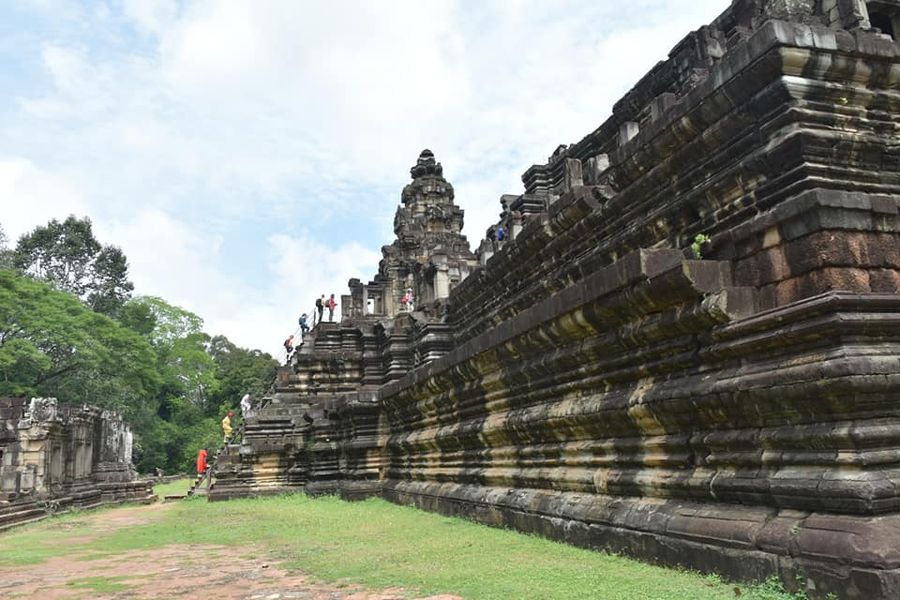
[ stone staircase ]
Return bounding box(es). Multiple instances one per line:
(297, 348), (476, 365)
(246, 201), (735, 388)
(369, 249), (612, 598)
(186, 426), (244, 498)
(0, 499), (50, 531)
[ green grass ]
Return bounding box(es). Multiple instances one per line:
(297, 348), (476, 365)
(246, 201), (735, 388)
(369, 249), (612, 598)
(0, 494), (806, 600)
(0, 510), (101, 565)
(65, 575), (131, 593)
(152, 477), (194, 498)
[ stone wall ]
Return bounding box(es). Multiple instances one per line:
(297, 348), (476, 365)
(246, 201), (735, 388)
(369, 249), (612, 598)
(0, 397), (153, 530)
(215, 2), (900, 597)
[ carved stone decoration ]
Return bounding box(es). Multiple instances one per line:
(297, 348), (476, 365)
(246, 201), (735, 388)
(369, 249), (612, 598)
(764, 0), (817, 19)
(425, 204), (447, 223)
(346, 149), (478, 319)
(26, 397), (58, 423)
(409, 148), (443, 179)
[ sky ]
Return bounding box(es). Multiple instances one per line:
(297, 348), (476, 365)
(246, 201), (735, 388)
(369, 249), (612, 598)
(1, 0), (727, 357)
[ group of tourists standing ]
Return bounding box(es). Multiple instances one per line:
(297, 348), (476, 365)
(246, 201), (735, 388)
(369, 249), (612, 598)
(283, 293), (338, 363)
(313, 293), (338, 326)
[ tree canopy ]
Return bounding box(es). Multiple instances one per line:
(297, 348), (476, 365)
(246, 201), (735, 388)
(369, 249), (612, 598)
(13, 215), (134, 316)
(117, 295), (278, 473)
(1, 239), (278, 474)
(0, 224), (12, 269)
(0, 270), (158, 411)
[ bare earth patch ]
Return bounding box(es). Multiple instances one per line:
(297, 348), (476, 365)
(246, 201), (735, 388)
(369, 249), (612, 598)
(0, 504), (460, 600)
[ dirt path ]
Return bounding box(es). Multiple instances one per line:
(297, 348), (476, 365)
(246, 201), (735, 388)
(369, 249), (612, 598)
(0, 503), (461, 600)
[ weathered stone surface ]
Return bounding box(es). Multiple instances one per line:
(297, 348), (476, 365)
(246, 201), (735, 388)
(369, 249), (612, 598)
(217, 3), (900, 597)
(0, 397), (152, 529)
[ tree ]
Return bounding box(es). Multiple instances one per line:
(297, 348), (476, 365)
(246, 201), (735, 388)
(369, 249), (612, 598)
(207, 334), (278, 408)
(135, 296), (205, 345)
(88, 246), (132, 316)
(0, 269), (278, 474)
(124, 296), (223, 473)
(0, 273), (276, 474)
(0, 223), (12, 269)
(14, 216), (134, 316)
(0, 270), (166, 473)
(126, 296), (218, 409)
(117, 298), (158, 336)
(0, 270), (159, 414)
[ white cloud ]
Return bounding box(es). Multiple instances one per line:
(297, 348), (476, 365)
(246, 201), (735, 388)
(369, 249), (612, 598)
(243, 233), (381, 353)
(94, 206), (379, 356)
(0, 157), (88, 240)
(123, 0), (178, 36)
(3, 0), (730, 354)
(98, 208), (226, 307)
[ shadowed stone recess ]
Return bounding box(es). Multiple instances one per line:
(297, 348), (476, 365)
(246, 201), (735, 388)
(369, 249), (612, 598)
(213, 2), (900, 598)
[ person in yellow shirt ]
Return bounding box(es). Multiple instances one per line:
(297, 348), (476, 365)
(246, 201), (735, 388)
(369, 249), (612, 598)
(222, 411), (234, 443)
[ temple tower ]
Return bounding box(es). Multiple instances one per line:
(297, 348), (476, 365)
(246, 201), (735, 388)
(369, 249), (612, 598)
(346, 150), (477, 319)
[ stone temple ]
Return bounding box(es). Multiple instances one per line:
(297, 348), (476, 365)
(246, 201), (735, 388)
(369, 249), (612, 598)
(212, 1), (900, 598)
(0, 397), (153, 530)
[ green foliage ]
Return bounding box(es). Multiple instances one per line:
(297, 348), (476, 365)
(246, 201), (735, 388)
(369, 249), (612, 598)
(13, 215), (134, 316)
(0, 223), (13, 269)
(691, 233), (711, 259)
(148, 396), (221, 473)
(66, 576), (130, 593)
(133, 295), (204, 345)
(747, 577), (808, 600)
(123, 296), (276, 474)
(0, 270), (159, 415)
(160, 332), (219, 409)
(132, 415), (177, 475)
(1, 236), (276, 475)
(207, 334), (278, 408)
(117, 298), (158, 336)
(121, 296), (215, 473)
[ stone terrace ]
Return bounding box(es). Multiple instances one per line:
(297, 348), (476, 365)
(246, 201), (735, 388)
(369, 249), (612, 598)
(211, 2), (900, 598)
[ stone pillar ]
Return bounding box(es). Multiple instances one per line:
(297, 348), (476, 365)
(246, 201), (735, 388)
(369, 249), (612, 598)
(435, 267), (450, 300)
(123, 429), (133, 465)
(479, 238), (494, 265)
(618, 121), (639, 145)
(583, 154), (610, 186)
(510, 211), (524, 239)
(384, 286), (396, 317)
(563, 158), (583, 192)
(836, 0), (870, 28)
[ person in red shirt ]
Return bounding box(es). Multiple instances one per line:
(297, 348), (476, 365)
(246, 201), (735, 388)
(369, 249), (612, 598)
(327, 294), (337, 322)
(283, 335), (294, 364)
(196, 448), (208, 475)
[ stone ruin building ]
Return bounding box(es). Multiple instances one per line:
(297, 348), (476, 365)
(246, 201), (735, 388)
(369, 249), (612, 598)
(211, 1), (900, 597)
(0, 397), (152, 530)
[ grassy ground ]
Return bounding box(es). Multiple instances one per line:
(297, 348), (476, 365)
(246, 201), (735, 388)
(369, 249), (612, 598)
(0, 493), (806, 600)
(152, 477), (194, 498)
(65, 576), (131, 593)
